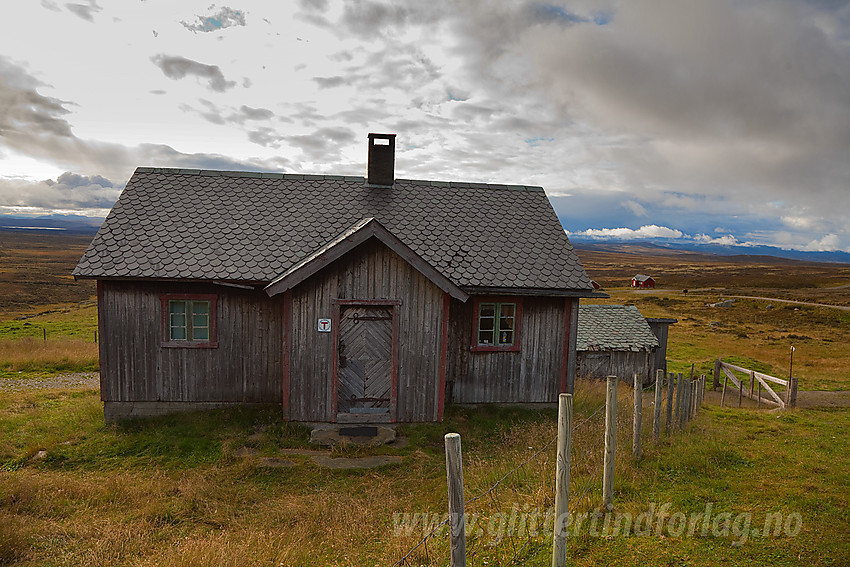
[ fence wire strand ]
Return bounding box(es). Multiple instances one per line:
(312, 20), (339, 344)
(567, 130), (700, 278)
(392, 400), (609, 566)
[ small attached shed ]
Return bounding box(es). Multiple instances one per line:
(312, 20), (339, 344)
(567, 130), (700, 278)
(631, 275), (656, 288)
(74, 133), (599, 422)
(576, 305), (659, 385)
(645, 317), (677, 380)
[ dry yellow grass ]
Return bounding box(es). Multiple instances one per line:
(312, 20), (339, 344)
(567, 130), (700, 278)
(0, 337), (98, 376)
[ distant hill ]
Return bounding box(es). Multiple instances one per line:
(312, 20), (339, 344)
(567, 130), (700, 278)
(570, 238), (850, 265)
(0, 214), (101, 235)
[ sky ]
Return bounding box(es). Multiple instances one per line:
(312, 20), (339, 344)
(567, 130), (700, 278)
(1, 0), (849, 252)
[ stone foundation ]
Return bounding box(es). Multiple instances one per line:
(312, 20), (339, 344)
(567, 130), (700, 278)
(103, 401), (278, 422)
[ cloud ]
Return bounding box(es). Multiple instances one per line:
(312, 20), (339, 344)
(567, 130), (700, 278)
(150, 54), (236, 92)
(181, 5), (247, 33)
(572, 224), (685, 240)
(694, 233), (746, 246)
(0, 172), (119, 209)
(65, 1), (101, 22)
(803, 233), (840, 252)
(623, 200), (648, 217)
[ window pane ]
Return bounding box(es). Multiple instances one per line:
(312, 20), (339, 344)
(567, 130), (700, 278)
(499, 315), (514, 331)
(168, 301), (187, 340)
(479, 303), (496, 317)
(478, 329), (494, 345)
(500, 303), (515, 317)
(192, 302), (209, 315)
(479, 317), (494, 331)
(498, 330), (514, 345)
(192, 326), (209, 341)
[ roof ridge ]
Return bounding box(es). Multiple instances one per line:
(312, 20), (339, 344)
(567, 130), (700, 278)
(133, 167), (544, 192)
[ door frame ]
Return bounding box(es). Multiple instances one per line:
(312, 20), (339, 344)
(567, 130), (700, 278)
(331, 299), (401, 423)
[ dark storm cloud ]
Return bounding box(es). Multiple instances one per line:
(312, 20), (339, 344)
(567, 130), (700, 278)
(286, 127), (357, 161)
(0, 56), (75, 144)
(181, 100), (276, 127)
(181, 6), (247, 33)
(65, 1), (101, 22)
(150, 54), (236, 92)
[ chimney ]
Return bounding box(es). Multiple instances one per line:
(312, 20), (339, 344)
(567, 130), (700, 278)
(367, 133), (396, 187)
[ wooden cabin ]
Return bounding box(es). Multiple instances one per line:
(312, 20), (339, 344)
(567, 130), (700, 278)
(576, 305), (659, 385)
(74, 133), (598, 422)
(631, 274), (656, 288)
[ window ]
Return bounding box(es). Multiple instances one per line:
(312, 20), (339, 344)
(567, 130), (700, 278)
(471, 297), (522, 352)
(161, 294), (217, 348)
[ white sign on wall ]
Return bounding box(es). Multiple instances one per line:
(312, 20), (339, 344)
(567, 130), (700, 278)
(317, 318), (332, 333)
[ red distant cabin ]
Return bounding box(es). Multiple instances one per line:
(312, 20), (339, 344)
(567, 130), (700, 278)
(631, 275), (655, 288)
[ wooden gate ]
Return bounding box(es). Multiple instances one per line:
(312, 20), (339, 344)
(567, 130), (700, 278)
(335, 303), (397, 421)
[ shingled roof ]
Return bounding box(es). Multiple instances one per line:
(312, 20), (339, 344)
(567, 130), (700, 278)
(576, 305), (659, 352)
(73, 168), (593, 292)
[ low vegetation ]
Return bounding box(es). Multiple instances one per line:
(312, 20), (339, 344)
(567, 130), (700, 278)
(1, 381), (848, 565)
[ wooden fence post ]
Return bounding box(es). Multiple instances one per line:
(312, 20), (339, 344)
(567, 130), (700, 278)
(552, 394), (572, 567)
(653, 369), (663, 443)
(444, 433), (466, 567)
(757, 380), (762, 409)
(749, 371), (755, 402)
(690, 379), (697, 420)
(789, 375), (798, 408)
(680, 378), (689, 429)
(737, 375), (743, 408)
(633, 373), (642, 461)
(721, 372), (728, 407)
(43, 328), (47, 343)
(602, 375), (617, 511)
(713, 358), (721, 390)
(675, 372), (684, 429)
(665, 372), (675, 436)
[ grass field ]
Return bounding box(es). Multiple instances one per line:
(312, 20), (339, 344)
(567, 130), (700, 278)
(1, 383), (848, 566)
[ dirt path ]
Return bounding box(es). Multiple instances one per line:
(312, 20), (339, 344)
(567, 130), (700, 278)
(725, 295), (850, 312)
(0, 372), (99, 393)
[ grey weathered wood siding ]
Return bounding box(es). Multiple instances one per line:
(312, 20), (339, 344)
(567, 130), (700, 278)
(99, 281), (285, 404)
(447, 296), (566, 403)
(577, 350), (652, 385)
(647, 320), (671, 381)
(288, 239), (444, 422)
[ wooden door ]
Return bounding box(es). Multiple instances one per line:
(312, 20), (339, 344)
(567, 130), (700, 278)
(337, 305), (394, 419)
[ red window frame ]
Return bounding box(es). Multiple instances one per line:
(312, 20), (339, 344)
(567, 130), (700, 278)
(470, 296), (523, 352)
(160, 293), (218, 348)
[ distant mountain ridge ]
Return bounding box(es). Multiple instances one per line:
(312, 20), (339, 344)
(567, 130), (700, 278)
(570, 237), (850, 265)
(0, 214), (101, 234)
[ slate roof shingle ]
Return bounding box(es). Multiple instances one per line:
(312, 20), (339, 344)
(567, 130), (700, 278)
(74, 168), (592, 290)
(576, 305), (659, 352)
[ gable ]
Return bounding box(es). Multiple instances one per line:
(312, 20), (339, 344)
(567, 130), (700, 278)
(265, 218), (468, 301)
(73, 168), (592, 291)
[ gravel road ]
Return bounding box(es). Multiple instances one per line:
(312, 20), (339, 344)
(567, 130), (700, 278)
(0, 372), (99, 393)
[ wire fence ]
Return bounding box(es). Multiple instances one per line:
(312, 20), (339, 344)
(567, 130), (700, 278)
(392, 399), (609, 567)
(391, 371), (707, 566)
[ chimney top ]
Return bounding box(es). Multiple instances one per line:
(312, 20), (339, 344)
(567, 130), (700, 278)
(366, 133), (396, 187)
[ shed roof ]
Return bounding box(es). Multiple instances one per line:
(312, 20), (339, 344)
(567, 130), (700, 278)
(633, 274), (654, 282)
(576, 305), (659, 352)
(73, 168), (593, 291)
